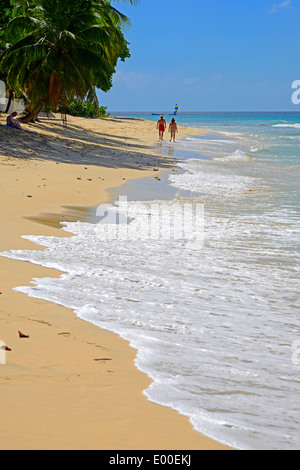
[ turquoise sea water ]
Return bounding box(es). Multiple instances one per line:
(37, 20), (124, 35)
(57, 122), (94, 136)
(1, 112), (300, 449)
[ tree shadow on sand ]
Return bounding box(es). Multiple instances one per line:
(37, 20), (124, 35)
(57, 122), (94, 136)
(0, 117), (174, 170)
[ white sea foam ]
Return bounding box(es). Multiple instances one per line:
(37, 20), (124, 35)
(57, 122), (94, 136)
(1, 120), (299, 450)
(1, 190), (299, 450)
(216, 150), (253, 162)
(273, 123), (300, 129)
(169, 158), (258, 197)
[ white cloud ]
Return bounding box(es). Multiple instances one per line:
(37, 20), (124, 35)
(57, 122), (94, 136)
(113, 70), (154, 89)
(270, 0), (291, 14)
(183, 78), (199, 86)
(213, 74), (223, 81)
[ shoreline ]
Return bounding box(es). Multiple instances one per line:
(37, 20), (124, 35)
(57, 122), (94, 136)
(0, 115), (231, 450)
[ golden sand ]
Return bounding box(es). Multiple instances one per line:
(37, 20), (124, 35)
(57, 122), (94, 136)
(0, 114), (231, 450)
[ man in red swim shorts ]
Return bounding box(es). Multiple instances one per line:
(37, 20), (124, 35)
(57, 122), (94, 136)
(157, 115), (166, 140)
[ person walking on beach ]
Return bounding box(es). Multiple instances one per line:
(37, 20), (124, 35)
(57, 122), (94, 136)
(6, 112), (23, 130)
(169, 118), (178, 142)
(157, 115), (166, 140)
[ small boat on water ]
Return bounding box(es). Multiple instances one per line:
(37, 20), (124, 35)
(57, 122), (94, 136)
(152, 104), (179, 116)
(169, 104), (179, 116)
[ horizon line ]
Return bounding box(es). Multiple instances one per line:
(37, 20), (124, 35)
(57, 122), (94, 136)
(108, 110), (300, 114)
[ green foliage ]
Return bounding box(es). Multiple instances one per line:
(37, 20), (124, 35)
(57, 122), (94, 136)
(67, 98), (109, 118)
(0, 0), (137, 120)
(0, 0), (12, 28)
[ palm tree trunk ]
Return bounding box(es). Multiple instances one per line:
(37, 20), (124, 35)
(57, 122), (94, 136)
(4, 90), (14, 114)
(20, 103), (44, 123)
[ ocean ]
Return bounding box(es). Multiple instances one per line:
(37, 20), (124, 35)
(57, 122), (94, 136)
(1, 112), (300, 450)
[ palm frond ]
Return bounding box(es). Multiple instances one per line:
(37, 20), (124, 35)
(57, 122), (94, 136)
(1, 0), (136, 117)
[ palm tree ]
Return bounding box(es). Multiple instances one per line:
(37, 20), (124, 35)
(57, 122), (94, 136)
(0, 0), (12, 27)
(1, 0), (138, 122)
(0, 0), (14, 112)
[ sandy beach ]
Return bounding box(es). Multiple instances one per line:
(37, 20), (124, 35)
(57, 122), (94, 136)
(0, 114), (231, 450)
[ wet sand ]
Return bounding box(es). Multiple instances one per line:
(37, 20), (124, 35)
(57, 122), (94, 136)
(0, 114), (231, 450)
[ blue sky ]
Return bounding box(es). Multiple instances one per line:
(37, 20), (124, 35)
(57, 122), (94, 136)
(97, 0), (300, 112)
